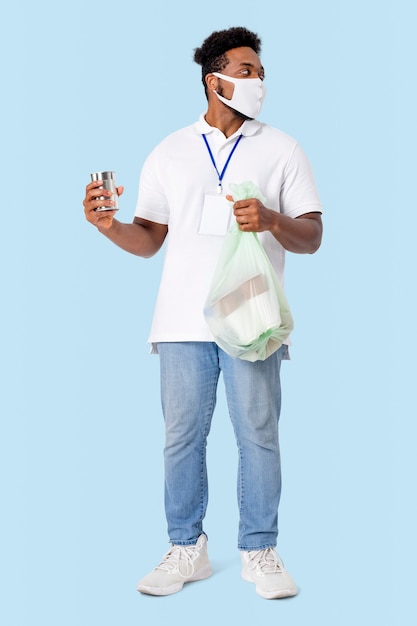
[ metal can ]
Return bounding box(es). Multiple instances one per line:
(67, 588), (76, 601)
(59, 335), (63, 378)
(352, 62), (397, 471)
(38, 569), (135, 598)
(90, 171), (119, 212)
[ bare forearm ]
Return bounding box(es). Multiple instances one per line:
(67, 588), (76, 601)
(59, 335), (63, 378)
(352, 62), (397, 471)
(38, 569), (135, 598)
(83, 181), (167, 257)
(97, 219), (165, 258)
(269, 212), (323, 254)
(231, 197), (322, 254)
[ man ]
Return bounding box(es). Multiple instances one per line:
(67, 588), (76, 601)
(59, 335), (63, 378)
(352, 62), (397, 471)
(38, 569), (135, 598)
(83, 26), (322, 599)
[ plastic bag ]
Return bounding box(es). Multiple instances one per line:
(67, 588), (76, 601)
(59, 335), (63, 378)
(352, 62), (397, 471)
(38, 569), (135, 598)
(204, 181), (294, 362)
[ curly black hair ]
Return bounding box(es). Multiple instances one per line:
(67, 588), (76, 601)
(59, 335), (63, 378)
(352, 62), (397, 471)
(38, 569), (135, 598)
(193, 26), (262, 95)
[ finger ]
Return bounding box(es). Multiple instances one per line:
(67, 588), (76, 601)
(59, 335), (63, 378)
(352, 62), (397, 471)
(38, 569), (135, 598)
(86, 185), (113, 200)
(234, 206), (251, 219)
(94, 204), (117, 212)
(86, 180), (107, 193)
(96, 209), (117, 219)
(239, 221), (254, 232)
(84, 195), (116, 215)
(85, 188), (114, 211)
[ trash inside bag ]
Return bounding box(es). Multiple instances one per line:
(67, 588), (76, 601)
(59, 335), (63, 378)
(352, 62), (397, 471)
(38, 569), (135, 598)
(204, 181), (294, 362)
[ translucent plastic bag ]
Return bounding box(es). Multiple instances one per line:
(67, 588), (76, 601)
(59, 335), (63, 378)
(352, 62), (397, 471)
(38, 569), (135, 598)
(204, 181), (294, 362)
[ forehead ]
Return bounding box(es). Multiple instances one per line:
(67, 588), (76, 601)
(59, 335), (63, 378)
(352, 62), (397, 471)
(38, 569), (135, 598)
(225, 46), (263, 69)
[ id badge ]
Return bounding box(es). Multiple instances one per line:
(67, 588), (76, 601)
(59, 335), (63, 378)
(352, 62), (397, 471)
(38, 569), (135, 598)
(198, 194), (231, 236)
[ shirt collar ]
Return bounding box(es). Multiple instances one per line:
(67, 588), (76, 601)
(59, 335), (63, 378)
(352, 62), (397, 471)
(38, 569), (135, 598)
(194, 113), (261, 138)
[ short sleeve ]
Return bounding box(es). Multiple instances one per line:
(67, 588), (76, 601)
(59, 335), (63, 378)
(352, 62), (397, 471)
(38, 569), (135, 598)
(134, 148), (170, 224)
(280, 144), (322, 218)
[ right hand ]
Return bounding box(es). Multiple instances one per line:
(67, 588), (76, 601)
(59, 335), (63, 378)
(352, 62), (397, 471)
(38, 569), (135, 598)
(83, 180), (124, 230)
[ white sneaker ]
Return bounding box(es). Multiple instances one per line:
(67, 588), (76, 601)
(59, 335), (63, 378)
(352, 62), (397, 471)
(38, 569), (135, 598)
(241, 548), (298, 599)
(137, 534), (212, 596)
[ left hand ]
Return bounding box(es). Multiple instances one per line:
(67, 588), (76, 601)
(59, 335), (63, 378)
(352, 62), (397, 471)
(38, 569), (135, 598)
(226, 195), (277, 232)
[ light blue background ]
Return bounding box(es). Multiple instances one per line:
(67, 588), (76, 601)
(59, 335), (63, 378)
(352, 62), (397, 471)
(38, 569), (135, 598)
(1, 1), (415, 624)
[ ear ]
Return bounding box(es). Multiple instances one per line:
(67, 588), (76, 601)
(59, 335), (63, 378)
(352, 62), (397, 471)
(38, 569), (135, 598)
(205, 73), (218, 92)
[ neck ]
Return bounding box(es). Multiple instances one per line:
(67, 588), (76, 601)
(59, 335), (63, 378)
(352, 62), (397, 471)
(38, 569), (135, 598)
(204, 109), (245, 138)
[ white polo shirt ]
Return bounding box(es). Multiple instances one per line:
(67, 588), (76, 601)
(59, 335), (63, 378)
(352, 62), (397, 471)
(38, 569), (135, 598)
(135, 114), (322, 348)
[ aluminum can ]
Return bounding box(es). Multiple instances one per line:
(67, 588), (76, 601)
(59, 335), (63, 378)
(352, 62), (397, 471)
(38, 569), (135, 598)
(90, 171), (119, 211)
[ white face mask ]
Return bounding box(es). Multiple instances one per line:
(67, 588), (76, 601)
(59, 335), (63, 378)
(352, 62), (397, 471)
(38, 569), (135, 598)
(212, 72), (266, 119)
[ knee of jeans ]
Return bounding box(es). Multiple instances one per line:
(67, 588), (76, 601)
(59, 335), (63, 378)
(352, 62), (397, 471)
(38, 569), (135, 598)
(165, 417), (205, 452)
(236, 417), (280, 451)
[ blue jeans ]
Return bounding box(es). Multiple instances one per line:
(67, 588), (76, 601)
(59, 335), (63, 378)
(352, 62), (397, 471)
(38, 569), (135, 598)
(157, 341), (289, 551)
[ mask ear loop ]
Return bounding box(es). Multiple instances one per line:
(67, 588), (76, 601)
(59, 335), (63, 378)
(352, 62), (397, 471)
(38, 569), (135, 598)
(211, 73), (231, 101)
(212, 73), (237, 107)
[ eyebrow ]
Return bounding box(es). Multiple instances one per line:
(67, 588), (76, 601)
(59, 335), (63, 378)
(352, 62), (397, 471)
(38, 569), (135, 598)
(239, 62), (265, 72)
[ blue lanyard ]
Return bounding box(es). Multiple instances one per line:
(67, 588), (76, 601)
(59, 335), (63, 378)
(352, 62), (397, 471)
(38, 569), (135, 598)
(202, 133), (243, 193)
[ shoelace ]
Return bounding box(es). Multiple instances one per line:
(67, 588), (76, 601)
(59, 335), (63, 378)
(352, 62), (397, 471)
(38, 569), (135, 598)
(155, 544), (199, 579)
(247, 548), (284, 574)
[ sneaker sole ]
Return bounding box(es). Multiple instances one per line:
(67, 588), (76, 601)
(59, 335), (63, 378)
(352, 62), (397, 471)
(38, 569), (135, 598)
(137, 563), (213, 596)
(241, 570), (298, 600)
